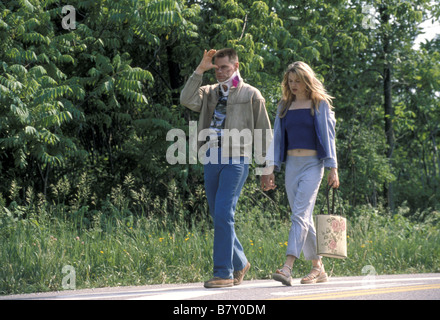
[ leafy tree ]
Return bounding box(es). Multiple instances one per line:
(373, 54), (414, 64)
(0, 0), (439, 222)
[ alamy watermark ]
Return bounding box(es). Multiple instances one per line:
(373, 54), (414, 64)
(166, 121), (273, 175)
(62, 265), (76, 290)
(362, 5), (378, 30)
(361, 265), (377, 288)
(61, 5), (76, 30)
(361, 0), (412, 30)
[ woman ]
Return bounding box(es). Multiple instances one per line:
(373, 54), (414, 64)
(261, 61), (339, 285)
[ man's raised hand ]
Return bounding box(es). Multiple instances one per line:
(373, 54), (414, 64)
(195, 49), (218, 74)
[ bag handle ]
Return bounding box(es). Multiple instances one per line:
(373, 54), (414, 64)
(320, 185), (338, 216)
(331, 186), (336, 215)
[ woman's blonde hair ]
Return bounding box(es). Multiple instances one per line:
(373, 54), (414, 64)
(279, 61), (334, 118)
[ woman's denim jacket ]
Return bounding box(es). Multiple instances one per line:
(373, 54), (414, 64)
(266, 100), (338, 171)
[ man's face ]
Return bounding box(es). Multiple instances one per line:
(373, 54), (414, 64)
(214, 56), (238, 82)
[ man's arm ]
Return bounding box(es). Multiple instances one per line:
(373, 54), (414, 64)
(252, 91), (272, 165)
(180, 49), (217, 112)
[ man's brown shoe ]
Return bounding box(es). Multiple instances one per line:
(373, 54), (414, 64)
(204, 277), (234, 288)
(233, 262), (251, 285)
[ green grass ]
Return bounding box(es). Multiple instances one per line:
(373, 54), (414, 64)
(1, 198), (439, 296)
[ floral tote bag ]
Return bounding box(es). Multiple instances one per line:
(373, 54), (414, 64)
(315, 187), (347, 259)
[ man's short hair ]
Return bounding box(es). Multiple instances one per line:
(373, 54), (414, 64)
(214, 48), (238, 64)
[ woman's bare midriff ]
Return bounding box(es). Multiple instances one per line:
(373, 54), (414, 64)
(287, 149), (318, 157)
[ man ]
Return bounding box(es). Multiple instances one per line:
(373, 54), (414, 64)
(180, 48), (272, 288)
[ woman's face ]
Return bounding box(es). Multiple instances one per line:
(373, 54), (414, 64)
(288, 72), (307, 98)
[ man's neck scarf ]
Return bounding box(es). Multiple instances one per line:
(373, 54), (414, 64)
(217, 70), (242, 96)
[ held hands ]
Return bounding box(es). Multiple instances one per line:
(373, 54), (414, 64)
(195, 49), (218, 74)
(260, 173), (277, 191)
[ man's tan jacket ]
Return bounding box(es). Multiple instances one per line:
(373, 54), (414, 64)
(180, 72), (272, 164)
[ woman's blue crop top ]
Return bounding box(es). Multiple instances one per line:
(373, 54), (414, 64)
(285, 109), (318, 151)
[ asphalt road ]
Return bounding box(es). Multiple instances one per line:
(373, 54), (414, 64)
(2, 273), (439, 301)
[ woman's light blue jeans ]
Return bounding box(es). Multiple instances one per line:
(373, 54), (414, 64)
(285, 155), (324, 260)
(204, 148), (249, 279)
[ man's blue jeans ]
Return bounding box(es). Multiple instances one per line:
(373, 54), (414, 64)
(204, 148), (249, 279)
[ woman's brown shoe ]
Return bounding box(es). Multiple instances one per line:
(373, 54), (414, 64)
(272, 265), (293, 286)
(300, 265), (328, 284)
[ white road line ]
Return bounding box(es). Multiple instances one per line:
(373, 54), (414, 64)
(98, 276), (440, 300)
(129, 282), (281, 300)
(270, 283), (425, 297)
(127, 276), (440, 300)
(4, 274), (439, 300)
(38, 285), (203, 300)
(129, 289), (229, 300)
(48, 285), (233, 300)
(319, 276), (440, 285)
(129, 281), (282, 300)
(270, 275), (440, 297)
